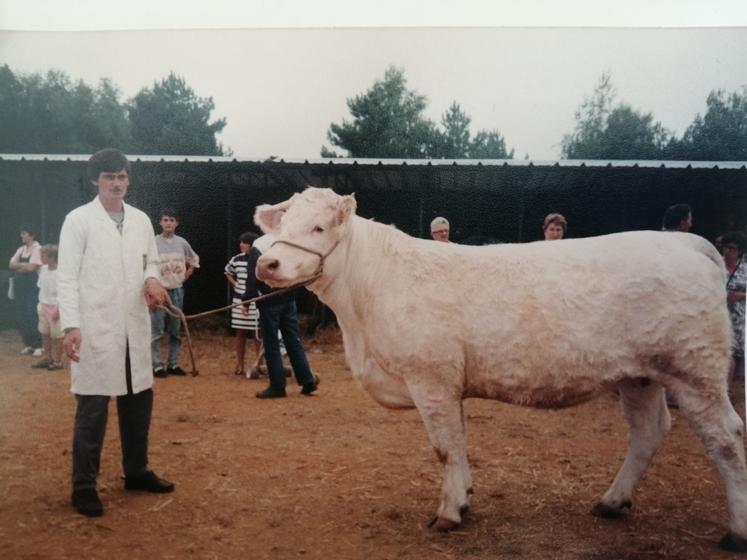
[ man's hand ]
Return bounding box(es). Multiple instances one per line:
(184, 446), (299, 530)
(144, 278), (170, 309)
(63, 328), (81, 362)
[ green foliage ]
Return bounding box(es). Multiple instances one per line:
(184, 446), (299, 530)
(88, 79), (133, 151)
(665, 89), (747, 160)
(320, 145), (346, 158)
(562, 73), (670, 159)
(433, 102), (472, 158)
(0, 65), (227, 155)
(326, 67), (436, 158)
(324, 67), (513, 159)
(127, 72), (226, 155)
(0, 65), (133, 153)
(470, 130), (514, 159)
(0, 64), (29, 151)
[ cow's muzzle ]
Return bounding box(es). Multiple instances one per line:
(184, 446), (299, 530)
(257, 239), (340, 286)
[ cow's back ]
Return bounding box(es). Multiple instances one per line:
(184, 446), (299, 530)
(340, 223), (731, 406)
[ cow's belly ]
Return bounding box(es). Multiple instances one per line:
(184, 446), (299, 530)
(465, 378), (608, 408)
(463, 356), (625, 408)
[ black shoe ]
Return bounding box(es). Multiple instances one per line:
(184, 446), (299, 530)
(300, 374), (320, 396)
(71, 488), (104, 517)
(153, 367), (167, 378)
(255, 387), (287, 399)
(124, 470), (175, 493)
(167, 366), (187, 376)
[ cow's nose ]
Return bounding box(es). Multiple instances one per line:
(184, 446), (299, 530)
(257, 257), (280, 279)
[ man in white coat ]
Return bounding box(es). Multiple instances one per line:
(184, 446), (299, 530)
(58, 149), (175, 517)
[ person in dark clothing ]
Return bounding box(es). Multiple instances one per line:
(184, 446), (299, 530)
(9, 224), (43, 355)
(662, 203), (693, 232)
(242, 233), (318, 399)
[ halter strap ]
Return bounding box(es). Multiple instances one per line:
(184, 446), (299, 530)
(269, 238), (341, 281)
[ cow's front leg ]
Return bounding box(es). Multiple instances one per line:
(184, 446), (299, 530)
(406, 379), (471, 530)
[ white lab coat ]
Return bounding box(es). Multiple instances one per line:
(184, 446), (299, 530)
(57, 196), (160, 396)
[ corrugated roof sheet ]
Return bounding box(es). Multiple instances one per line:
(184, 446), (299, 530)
(0, 154), (745, 169)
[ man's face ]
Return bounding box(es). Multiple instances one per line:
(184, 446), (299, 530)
(92, 169), (129, 203)
(160, 216), (178, 235)
(679, 212), (693, 232)
(544, 223), (564, 240)
(239, 241), (251, 254)
(431, 226), (449, 242)
(19, 230), (32, 244)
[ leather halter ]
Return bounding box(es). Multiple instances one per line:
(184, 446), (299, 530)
(269, 238), (341, 282)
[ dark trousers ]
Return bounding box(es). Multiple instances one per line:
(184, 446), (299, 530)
(258, 300), (314, 390)
(72, 349), (153, 491)
(13, 283), (41, 348)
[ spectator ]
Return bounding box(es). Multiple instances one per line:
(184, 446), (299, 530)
(150, 208), (200, 378)
(243, 233), (318, 399)
(57, 148), (174, 518)
(32, 244), (64, 370)
(543, 213), (567, 240)
(662, 203), (693, 232)
(9, 223), (43, 356)
(430, 217), (450, 242)
(224, 231), (261, 377)
(660, 203), (694, 408)
(723, 231), (746, 381)
(714, 234), (725, 255)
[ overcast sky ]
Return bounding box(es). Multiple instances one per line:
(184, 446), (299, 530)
(1, 1), (746, 161)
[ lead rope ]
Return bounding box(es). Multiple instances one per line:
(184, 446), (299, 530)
(156, 237), (338, 376)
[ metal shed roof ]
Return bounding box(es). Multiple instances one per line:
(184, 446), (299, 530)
(1, 154), (745, 169)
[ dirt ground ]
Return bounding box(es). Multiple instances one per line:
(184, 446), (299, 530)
(1, 325), (746, 560)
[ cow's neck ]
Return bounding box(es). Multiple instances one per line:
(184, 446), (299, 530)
(310, 215), (395, 323)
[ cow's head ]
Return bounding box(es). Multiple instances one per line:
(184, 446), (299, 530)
(254, 187), (356, 287)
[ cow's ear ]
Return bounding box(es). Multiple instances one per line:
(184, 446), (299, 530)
(336, 194), (356, 225)
(254, 200), (291, 233)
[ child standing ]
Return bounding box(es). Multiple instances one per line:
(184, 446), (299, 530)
(150, 208), (200, 377)
(224, 232), (260, 376)
(33, 244), (64, 370)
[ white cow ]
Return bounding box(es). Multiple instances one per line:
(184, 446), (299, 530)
(254, 187), (747, 552)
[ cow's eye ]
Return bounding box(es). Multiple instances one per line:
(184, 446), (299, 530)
(312, 226), (324, 233)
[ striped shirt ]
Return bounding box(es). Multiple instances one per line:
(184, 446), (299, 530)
(225, 252), (258, 330)
(225, 252), (250, 297)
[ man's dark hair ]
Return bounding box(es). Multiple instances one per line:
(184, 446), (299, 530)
(87, 148), (131, 182)
(239, 232), (258, 245)
(722, 231), (746, 254)
(160, 208), (178, 220)
(662, 203), (692, 231)
(18, 223), (37, 237)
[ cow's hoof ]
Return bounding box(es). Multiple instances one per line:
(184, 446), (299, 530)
(427, 516), (459, 532)
(591, 500), (632, 519)
(720, 532), (747, 553)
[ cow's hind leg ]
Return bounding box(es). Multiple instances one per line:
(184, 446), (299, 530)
(406, 380), (471, 531)
(676, 386), (747, 552)
(593, 380), (670, 518)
